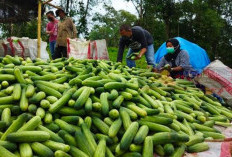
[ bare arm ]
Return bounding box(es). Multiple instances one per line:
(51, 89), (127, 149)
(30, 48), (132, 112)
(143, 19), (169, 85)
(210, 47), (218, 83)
(135, 48), (147, 60)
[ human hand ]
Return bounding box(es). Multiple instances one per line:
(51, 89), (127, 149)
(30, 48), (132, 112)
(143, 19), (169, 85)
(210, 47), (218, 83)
(134, 54), (142, 60)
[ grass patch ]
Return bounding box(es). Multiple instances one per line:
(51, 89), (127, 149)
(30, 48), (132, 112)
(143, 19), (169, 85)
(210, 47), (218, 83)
(107, 47), (147, 69)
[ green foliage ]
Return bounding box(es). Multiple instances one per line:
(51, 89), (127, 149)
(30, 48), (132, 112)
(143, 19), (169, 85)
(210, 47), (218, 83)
(89, 5), (137, 47)
(0, 18), (48, 41)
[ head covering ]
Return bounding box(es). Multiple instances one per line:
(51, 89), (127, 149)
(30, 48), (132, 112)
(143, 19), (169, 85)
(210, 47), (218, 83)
(164, 38), (181, 67)
(55, 7), (66, 17)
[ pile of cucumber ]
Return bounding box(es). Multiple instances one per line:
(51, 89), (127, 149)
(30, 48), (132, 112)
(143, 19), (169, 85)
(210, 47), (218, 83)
(0, 55), (231, 157)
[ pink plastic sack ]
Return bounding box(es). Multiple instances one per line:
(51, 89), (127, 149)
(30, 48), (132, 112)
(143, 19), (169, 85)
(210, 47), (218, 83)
(2, 38), (25, 58)
(196, 60), (232, 105)
(67, 38), (92, 59)
(90, 39), (109, 60)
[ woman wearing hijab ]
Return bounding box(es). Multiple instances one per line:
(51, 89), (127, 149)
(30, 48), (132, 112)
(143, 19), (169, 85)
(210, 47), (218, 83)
(155, 38), (197, 79)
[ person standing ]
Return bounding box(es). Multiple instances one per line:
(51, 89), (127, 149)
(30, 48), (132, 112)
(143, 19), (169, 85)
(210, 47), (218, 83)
(46, 11), (58, 59)
(117, 24), (156, 68)
(55, 8), (77, 59)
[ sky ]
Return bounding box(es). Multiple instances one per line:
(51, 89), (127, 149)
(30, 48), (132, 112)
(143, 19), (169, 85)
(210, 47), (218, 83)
(51, 0), (137, 15)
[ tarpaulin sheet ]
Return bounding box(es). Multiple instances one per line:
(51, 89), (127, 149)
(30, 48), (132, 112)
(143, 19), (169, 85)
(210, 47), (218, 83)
(154, 37), (210, 73)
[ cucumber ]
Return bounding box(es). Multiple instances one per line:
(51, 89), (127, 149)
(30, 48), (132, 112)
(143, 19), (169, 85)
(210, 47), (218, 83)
(31, 142), (53, 157)
(141, 116), (173, 125)
(72, 87), (86, 99)
(0, 140), (17, 151)
(58, 107), (85, 116)
(29, 92), (46, 104)
(106, 147), (115, 157)
(84, 116), (92, 129)
(122, 152), (142, 157)
(75, 128), (94, 156)
(103, 117), (113, 126)
(200, 131), (225, 139)
(74, 87), (92, 109)
(112, 95), (124, 108)
(17, 116), (41, 132)
(45, 122), (60, 132)
(94, 139), (106, 157)
(35, 80), (67, 93)
(37, 125), (64, 143)
(1, 113), (28, 140)
(69, 146), (89, 157)
(108, 89), (118, 100)
(6, 131), (50, 142)
(171, 144), (186, 157)
(20, 87), (28, 111)
(121, 92), (133, 100)
(0, 74), (15, 81)
(164, 144), (174, 156)
(20, 66), (42, 73)
(69, 77), (82, 86)
(121, 107), (138, 120)
(55, 119), (76, 134)
(44, 113), (53, 124)
(130, 144), (142, 152)
(141, 93), (158, 108)
(14, 68), (27, 84)
(58, 130), (77, 147)
(125, 88), (139, 96)
(127, 105), (147, 117)
(49, 88), (76, 113)
(187, 142), (209, 153)
(40, 100), (51, 109)
(19, 143), (33, 157)
(0, 96), (14, 105)
(12, 84), (21, 100)
(134, 125), (149, 144)
(139, 121), (171, 132)
(109, 109), (119, 120)
(192, 123), (218, 132)
(120, 122), (139, 150)
(108, 118), (122, 138)
(46, 96), (58, 104)
(104, 82), (125, 90)
(0, 145), (17, 157)
(81, 123), (97, 152)
(120, 108), (132, 130)
(85, 98), (92, 112)
(61, 116), (79, 124)
(1, 108), (11, 126)
(31, 74), (56, 81)
(36, 83), (62, 98)
(43, 140), (70, 152)
(54, 150), (71, 157)
(100, 92), (109, 116)
(93, 117), (109, 135)
(82, 80), (104, 88)
(36, 107), (45, 118)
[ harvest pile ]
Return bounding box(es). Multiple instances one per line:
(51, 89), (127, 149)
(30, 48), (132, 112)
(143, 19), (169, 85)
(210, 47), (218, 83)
(0, 55), (231, 157)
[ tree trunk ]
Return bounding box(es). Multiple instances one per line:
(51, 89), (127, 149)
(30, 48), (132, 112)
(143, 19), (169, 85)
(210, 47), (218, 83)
(66, 0), (70, 13)
(165, 20), (170, 39)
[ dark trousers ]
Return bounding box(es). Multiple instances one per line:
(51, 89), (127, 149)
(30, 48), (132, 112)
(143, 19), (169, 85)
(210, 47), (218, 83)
(54, 46), (67, 59)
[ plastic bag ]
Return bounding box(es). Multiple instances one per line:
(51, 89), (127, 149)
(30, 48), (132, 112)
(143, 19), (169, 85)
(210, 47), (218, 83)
(91, 39), (109, 60)
(195, 60), (232, 106)
(67, 38), (92, 59)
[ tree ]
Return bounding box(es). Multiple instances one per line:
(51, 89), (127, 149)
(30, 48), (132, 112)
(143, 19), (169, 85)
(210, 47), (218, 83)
(60, 0), (110, 38)
(89, 5), (137, 47)
(0, 17), (48, 41)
